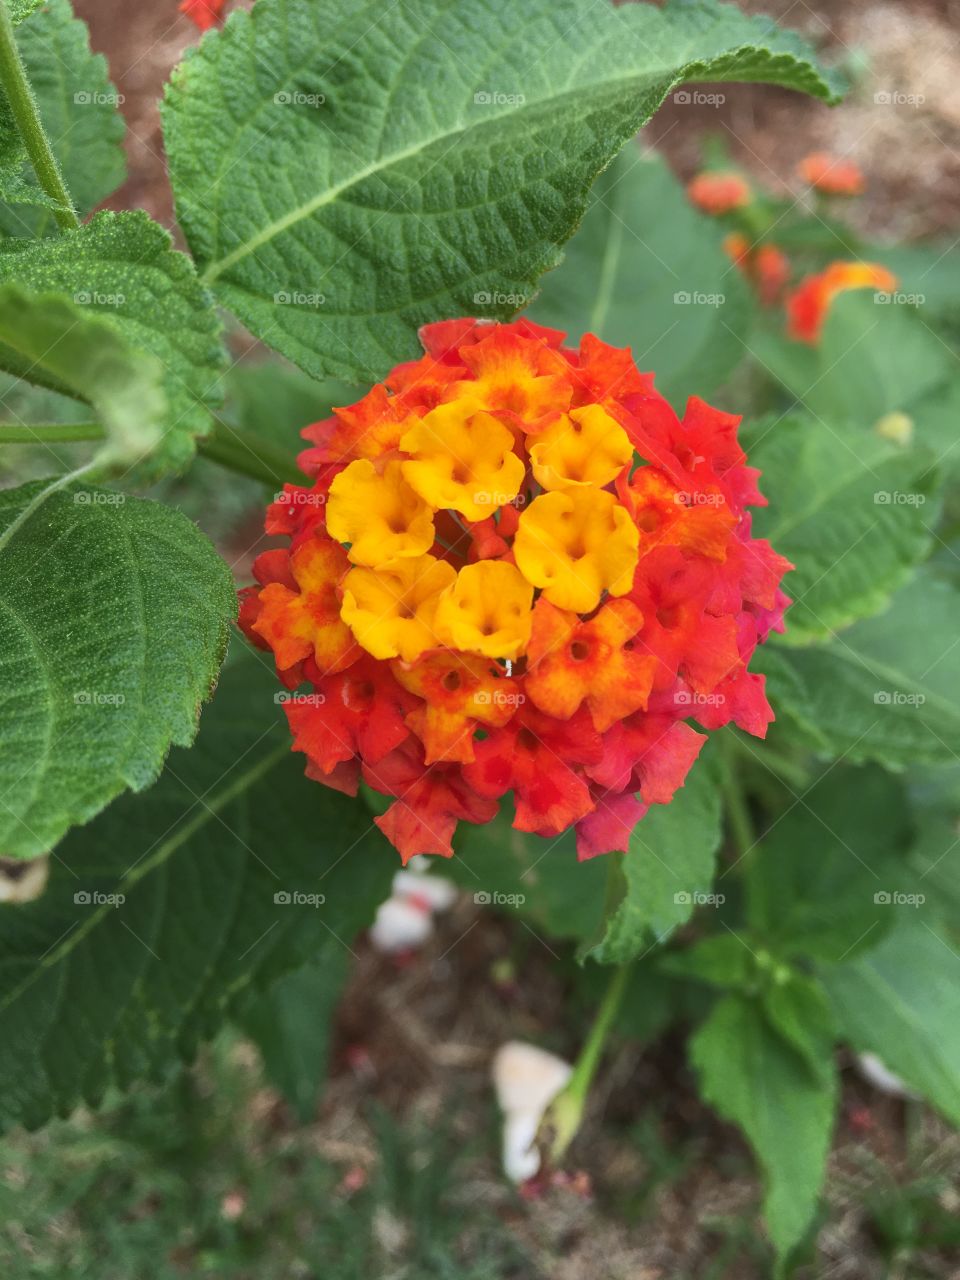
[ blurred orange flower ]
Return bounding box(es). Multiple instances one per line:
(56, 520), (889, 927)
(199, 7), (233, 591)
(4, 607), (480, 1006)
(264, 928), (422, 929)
(797, 152), (865, 196)
(786, 262), (898, 343)
(687, 171), (751, 215)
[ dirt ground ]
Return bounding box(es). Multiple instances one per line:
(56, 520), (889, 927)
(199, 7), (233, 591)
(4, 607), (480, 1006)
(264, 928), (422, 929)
(55, 3), (960, 1276)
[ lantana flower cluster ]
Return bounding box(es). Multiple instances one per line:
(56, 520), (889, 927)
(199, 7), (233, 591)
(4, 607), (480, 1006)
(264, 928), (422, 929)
(240, 319), (791, 863)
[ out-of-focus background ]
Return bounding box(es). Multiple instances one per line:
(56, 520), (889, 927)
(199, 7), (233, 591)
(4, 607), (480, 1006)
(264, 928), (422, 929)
(3, 3), (960, 1278)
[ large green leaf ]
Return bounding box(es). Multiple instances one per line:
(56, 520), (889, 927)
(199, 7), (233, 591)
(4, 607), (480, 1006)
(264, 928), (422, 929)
(907, 765), (960, 929)
(757, 571), (960, 768)
(750, 415), (940, 642)
(0, 212), (226, 479)
(822, 921), (960, 1125)
(0, 650), (395, 1133)
(163, 0), (840, 382)
(0, 479), (235, 859)
(587, 758), (723, 964)
(691, 993), (837, 1266)
(745, 766), (914, 963)
(0, 284), (166, 469)
(530, 147), (752, 404)
(0, 0), (126, 236)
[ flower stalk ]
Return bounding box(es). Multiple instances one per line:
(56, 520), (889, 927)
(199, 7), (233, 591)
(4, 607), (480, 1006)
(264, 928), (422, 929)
(0, 3), (80, 231)
(544, 960), (633, 1162)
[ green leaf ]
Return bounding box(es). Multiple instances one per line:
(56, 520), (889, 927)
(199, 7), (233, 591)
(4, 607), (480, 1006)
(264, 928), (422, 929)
(0, 211), (226, 478)
(4, 0), (45, 24)
(446, 812), (609, 945)
(744, 765), (913, 962)
(658, 933), (756, 990)
(907, 765), (960, 928)
(0, 650), (395, 1133)
(0, 0), (126, 235)
(237, 947), (349, 1122)
(750, 415), (940, 642)
(587, 759), (723, 964)
(0, 284), (166, 468)
(754, 293), (952, 425)
(225, 361), (359, 454)
(0, 479), (235, 860)
(163, 0), (840, 382)
(691, 993), (837, 1265)
(529, 147), (752, 404)
(761, 975), (836, 1085)
(822, 921), (960, 1125)
(758, 571), (960, 768)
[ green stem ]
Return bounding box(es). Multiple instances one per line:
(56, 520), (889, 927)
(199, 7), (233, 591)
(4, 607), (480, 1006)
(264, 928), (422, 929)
(0, 421), (103, 444)
(0, 417), (303, 488)
(545, 961), (632, 1162)
(197, 419), (303, 488)
(720, 734), (754, 862)
(0, 4), (79, 231)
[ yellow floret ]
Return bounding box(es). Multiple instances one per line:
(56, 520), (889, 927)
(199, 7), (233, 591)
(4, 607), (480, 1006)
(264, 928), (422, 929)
(400, 403), (525, 521)
(340, 554), (456, 661)
(434, 560), (534, 659)
(529, 404), (634, 491)
(326, 459), (435, 566)
(513, 488), (639, 613)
